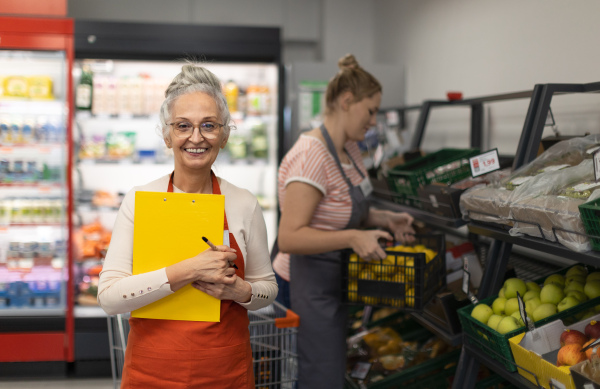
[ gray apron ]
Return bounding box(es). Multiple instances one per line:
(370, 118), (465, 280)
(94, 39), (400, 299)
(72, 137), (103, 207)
(290, 124), (371, 389)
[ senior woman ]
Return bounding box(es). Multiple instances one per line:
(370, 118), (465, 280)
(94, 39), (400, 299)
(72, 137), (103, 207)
(98, 63), (278, 389)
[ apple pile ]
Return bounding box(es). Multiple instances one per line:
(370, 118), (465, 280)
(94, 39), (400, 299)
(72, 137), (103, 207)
(470, 265), (600, 334)
(556, 321), (600, 367)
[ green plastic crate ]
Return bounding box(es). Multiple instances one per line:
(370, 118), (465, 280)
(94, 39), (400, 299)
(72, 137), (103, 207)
(386, 148), (480, 205)
(458, 294), (600, 373)
(579, 197), (600, 251)
(367, 348), (460, 389)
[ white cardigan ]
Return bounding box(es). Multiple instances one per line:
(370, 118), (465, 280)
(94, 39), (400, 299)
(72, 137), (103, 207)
(98, 174), (278, 314)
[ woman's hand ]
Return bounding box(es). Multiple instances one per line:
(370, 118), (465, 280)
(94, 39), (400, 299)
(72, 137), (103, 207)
(166, 247), (238, 292)
(189, 247), (238, 284)
(349, 229), (393, 261)
(192, 277), (252, 302)
(387, 212), (416, 244)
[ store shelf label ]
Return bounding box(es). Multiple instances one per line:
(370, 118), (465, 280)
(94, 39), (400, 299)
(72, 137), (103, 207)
(469, 149), (500, 178)
(594, 148), (600, 181)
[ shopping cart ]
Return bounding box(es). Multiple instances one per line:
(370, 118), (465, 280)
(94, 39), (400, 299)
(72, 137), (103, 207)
(107, 301), (299, 389)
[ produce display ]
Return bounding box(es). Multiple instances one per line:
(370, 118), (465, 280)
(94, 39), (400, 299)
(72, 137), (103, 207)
(459, 135), (600, 254)
(471, 266), (600, 334)
(346, 316), (459, 386)
(509, 159), (598, 252)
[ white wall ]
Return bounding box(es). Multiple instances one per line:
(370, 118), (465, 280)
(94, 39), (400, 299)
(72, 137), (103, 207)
(373, 0), (600, 153)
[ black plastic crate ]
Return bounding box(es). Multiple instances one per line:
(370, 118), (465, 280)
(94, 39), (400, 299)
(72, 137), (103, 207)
(342, 234), (446, 311)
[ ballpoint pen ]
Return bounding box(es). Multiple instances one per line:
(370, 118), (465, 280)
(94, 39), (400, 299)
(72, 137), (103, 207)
(202, 236), (239, 269)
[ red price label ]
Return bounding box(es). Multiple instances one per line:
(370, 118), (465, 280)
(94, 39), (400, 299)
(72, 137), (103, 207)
(470, 149), (500, 177)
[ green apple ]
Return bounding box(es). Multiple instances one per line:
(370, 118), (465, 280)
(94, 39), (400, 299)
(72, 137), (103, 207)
(566, 290), (588, 303)
(544, 274), (565, 287)
(581, 309), (597, 320)
(504, 298), (520, 316)
(487, 314), (503, 331)
(540, 283), (565, 305)
(497, 316), (520, 334)
(557, 296), (580, 312)
(504, 278), (527, 299)
(492, 297), (507, 315)
(564, 281), (585, 294)
(532, 303), (558, 322)
(511, 311), (526, 327)
(566, 265), (588, 279)
(525, 297), (542, 315)
(523, 290), (540, 301)
(498, 287), (506, 298)
(585, 280), (600, 300)
(565, 275), (586, 287)
(587, 272), (600, 283)
(471, 303), (494, 324)
(526, 281), (541, 293)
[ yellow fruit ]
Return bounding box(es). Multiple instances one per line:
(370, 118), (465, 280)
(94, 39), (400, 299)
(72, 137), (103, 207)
(414, 245), (426, 252)
(405, 288), (415, 307)
(359, 269), (376, 280)
(424, 249), (437, 263)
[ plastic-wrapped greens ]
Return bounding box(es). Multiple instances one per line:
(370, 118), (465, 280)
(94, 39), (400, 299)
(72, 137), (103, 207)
(508, 160), (597, 252)
(460, 134), (600, 225)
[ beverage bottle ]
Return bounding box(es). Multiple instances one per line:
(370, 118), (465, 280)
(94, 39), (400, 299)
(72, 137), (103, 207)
(224, 80), (239, 113)
(76, 65), (93, 111)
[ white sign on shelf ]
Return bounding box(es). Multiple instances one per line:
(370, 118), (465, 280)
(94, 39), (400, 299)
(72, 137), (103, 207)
(469, 149), (500, 178)
(594, 148), (600, 182)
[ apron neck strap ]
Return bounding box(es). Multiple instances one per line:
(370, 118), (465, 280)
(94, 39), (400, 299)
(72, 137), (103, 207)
(319, 124), (365, 189)
(168, 171), (229, 230)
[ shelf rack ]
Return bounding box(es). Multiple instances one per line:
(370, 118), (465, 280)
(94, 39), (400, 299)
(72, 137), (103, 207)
(375, 82), (600, 388)
(452, 81), (600, 389)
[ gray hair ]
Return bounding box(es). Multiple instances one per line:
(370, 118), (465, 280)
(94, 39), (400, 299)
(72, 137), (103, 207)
(158, 63), (235, 140)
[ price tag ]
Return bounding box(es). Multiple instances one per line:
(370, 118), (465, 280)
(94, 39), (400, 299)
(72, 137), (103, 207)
(594, 148), (600, 181)
(583, 383), (594, 389)
(386, 110), (399, 126)
(462, 257), (479, 304)
(469, 149), (500, 178)
(373, 144), (384, 168)
(517, 292), (533, 332)
(462, 269), (470, 295)
(350, 362), (372, 380)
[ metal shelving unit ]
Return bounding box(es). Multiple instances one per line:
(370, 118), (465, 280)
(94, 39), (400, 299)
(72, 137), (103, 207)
(452, 81), (600, 389)
(373, 82), (600, 388)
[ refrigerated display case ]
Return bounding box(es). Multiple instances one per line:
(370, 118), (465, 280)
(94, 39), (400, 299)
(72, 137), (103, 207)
(0, 16), (74, 364)
(71, 21), (283, 318)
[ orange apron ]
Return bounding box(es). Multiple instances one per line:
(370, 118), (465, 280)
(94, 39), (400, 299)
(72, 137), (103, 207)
(121, 172), (254, 389)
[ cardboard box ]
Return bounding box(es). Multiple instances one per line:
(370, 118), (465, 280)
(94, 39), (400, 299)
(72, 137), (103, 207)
(509, 313), (600, 389)
(570, 360), (600, 389)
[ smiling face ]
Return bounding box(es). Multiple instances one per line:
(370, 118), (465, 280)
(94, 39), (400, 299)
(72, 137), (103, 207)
(345, 91), (381, 142)
(166, 91), (228, 175)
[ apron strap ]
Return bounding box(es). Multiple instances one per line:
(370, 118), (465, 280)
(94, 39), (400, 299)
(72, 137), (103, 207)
(319, 124), (365, 191)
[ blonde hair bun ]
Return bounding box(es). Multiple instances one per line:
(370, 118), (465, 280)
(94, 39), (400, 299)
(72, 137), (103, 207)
(338, 54), (360, 70)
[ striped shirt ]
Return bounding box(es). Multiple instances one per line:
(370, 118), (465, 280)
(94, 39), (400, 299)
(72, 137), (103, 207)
(272, 134), (368, 281)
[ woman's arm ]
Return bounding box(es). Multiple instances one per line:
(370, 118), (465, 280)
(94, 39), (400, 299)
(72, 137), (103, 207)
(98, 189), (237, 315)
(193, 194), (277, 310)
(278, 182), (392, 260)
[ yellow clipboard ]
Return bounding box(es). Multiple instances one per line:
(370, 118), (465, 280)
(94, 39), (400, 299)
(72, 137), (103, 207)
(131, 191), (224, 322)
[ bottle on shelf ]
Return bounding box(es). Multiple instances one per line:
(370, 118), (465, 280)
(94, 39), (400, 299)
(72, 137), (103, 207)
(224, 80), (239, 113)
(76, 65), (93, 111)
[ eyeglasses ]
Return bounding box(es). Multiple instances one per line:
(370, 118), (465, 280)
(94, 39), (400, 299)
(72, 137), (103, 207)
(169, 121), (224, 139)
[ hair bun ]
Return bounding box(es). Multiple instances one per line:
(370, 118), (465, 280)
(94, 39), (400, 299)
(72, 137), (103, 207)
(338, 54), (360, 70)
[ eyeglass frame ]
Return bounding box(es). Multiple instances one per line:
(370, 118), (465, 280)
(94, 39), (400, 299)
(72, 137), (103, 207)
(168, 120), (225, 139)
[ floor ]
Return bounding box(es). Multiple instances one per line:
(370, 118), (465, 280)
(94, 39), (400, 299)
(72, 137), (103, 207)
(0, 378), (114, 389)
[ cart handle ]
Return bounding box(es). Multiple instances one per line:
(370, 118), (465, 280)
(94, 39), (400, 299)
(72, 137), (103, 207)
(275, 308), (300, 329)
